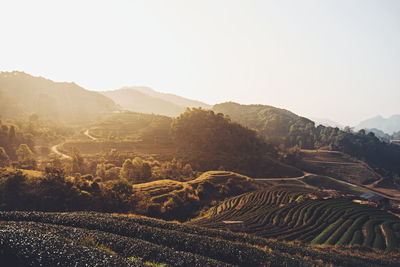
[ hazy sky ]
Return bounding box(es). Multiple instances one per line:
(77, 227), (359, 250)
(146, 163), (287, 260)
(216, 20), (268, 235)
(1, 0), (399, 125)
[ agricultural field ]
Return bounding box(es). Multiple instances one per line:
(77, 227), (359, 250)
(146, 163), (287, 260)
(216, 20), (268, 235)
(0, 211), (399, 267)
(297, 150), (381, 185)
(190, 188), (400, 252)
(132, 171), (266, 220)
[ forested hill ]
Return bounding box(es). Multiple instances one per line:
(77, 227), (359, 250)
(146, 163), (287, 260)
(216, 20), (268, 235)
(213, 102), (400, 185)
(212, 102), (316, 148)
(0, 72), (118, 122)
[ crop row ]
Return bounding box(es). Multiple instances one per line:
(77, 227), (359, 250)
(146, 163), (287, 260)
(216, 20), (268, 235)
(0, 211), (319, 267)
(192, 191), (400, 252)
(0, 223), (141, 267)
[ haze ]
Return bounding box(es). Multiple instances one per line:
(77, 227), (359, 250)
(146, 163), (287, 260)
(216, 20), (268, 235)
(1, 0), (399, 125)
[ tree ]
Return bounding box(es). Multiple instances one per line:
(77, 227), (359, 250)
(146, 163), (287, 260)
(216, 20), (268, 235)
(120, 159), (134, 180)
(131, 157), (152, 182)
(0, 147), (10, 167)
(171, 108), (270, 175)
(71, 152), (85, 174)
(8, 125), (16, 143)
(16, 144), (36, 169)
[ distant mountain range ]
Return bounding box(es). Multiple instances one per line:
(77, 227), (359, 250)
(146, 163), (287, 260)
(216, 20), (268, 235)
(101, 87), (210, 117)
(355, 115), (400, 134)
(0, 72), (210, 122)
(309, 117), (343, 128)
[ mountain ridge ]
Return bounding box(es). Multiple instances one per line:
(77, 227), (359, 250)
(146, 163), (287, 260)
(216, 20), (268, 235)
(356, 114), (400, 134)
(102, 86), (210, 117)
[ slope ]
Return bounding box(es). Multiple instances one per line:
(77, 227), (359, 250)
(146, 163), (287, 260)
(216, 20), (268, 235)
(102, 86), (211, 117)
(356, 115), (400, 134)
(133, 86), (210, 109)
(190, 188), (400, 251)
(0, 71), (117, 122)
(101, 88), (185, 117)
(0, 211), (398, 267)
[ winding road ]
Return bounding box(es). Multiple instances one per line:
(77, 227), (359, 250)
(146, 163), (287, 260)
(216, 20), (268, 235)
(50, 144), (71, 159)
(84, 129), (97, 140)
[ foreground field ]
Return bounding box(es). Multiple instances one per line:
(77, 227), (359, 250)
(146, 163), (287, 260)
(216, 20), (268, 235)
(0, 211), (399, 267)
(191, 188), (400, 251)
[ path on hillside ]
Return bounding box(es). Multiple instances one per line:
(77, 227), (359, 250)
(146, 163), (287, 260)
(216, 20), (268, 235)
(50, 144), (71, 160)
(84, 129), (97, 140)
(301, 149), (400, 200)
(254, 173), (315, 189)
(254, 172), (312, 181)
(255, 170), (400, 201)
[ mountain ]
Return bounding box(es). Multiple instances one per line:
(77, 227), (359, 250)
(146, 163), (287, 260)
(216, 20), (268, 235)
(101, 88), (184, 117)
(356, 115), (400, 134)
(212, 102), (316, 148)
(310, 117), (342, 128)
(133, 86), (210, 109)
(102, 87), (210, 117)
(0, 71), (117, 122)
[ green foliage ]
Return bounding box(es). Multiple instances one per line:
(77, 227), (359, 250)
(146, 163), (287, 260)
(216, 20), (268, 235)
(213, 102), (316, 149)
(0, 147), (10, 166)
(0, 168), (138, 213)
(120, 157), (152, 183)
(171, 108), (281, 176)
(213, 102), (400, 180)
(16, 144), (36, 169)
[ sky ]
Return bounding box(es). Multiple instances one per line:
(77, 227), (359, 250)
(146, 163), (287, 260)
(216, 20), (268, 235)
(1, 0), (399, 126)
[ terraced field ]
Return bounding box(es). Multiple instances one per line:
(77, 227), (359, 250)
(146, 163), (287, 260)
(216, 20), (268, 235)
(298, 150), (381, 185)
(0, 211), (398, 267)
(191, 188), (400, 251)
(131, 171), (265, 220)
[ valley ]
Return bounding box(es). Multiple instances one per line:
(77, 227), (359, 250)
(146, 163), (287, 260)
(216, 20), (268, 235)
(1, 72), (400, 266)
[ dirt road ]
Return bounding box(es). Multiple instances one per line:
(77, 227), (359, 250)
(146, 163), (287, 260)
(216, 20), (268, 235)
(50, 144), (71, 159)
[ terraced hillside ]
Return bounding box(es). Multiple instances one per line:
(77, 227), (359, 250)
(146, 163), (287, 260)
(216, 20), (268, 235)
(132, 171), (265, 220)
(191, 188), (400, 251)
(297, 150), (381, 185)
(0, 211), (398, 267)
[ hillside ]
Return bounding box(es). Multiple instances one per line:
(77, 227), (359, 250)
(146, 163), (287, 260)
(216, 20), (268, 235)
(0, 211), (398, 267)
(101, 88), (184, 117)
(102, 86), (210, 117)
(191, 188), (400, 252)
(212, 102), (316, 148)
(356, 115), (400, 134)
(296, 150), (400, 199)
(297, 150), (381, 185)
(133, 86), (210, 109)
(132, 171), (265, 220)
(0, 72), (117, 122)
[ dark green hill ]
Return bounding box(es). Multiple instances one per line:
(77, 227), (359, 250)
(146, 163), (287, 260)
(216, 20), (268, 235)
(212, 102), (316, 148)
(0, 71), (117, 122)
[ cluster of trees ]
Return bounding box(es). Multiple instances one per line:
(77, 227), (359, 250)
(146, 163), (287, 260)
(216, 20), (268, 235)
(0, 168), (139, 212)
(0, 115), (74, 168)
(212, 102), (316, 149)
(170, 108), (294, 177)
(0, 121), (34, 161)
(42, 151), (196, 185)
